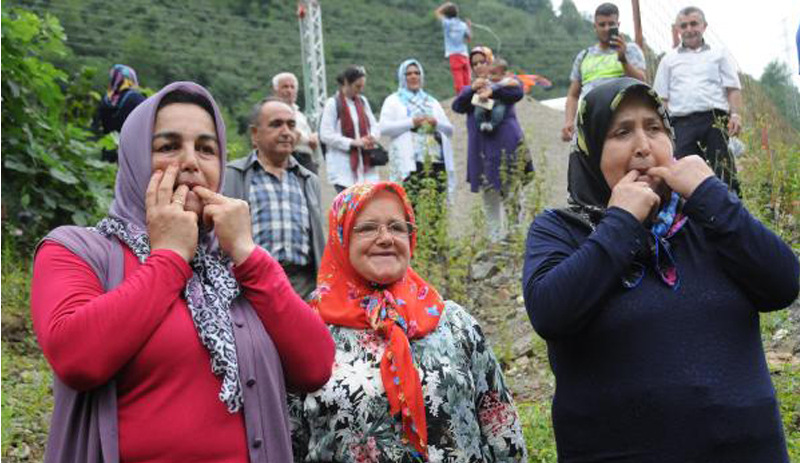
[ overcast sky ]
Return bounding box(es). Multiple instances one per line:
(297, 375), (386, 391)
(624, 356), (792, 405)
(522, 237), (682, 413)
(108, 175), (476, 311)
(552, 0), (800, 87)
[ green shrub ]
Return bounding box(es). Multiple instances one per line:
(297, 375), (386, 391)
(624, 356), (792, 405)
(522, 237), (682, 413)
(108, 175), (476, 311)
(518, 401), (558, 462)
(409, 155), (478, 304)
(1, 7), (116, 247)
(739, 132), (799, 250)
(772, 364), (800, 461)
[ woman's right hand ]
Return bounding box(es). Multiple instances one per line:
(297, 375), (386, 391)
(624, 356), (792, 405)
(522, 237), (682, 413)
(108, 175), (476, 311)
(607, 170), (661, 223)
(647, 155), (714, 199)
(361, 135), (376, 149)
(472, 78), (488, 92)
(146, 164), (198, 262)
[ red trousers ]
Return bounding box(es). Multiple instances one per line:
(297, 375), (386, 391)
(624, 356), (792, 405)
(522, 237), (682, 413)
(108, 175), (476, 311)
(449, 54), (471, 95)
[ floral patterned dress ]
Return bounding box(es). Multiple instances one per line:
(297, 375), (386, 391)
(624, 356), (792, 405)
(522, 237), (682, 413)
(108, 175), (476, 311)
(288, 300), (527, 463)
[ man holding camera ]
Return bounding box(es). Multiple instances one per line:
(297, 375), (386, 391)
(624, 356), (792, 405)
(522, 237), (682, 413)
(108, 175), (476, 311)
(561, 2), (646, 143)
(654, 6), (742, 194)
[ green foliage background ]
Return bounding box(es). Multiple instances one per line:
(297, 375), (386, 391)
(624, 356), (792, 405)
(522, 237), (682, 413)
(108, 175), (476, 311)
(1, 7), (117, 243)
(12, 0), (594, 133)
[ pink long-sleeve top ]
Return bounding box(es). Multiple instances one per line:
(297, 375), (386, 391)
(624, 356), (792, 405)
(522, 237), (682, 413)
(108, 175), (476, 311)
(31, 243), (334, 462)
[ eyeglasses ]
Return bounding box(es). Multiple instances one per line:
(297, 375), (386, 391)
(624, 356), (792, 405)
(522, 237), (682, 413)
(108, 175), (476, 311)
(352, 221), (415, 239)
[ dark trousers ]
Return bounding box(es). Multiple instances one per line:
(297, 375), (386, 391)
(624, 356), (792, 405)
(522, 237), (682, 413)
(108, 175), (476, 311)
(292, 151), (318, 174)
(281, 262), (316, 301)
(673, 110), (740, 194)
(403, 162), (447, 206)
(474, 103), (507, 129)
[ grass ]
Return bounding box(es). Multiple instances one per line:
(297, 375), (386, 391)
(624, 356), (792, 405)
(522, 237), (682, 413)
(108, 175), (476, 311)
(1, 240), (53, 462)
(773, 364), (800, 461)
(518, 401), (558, 462)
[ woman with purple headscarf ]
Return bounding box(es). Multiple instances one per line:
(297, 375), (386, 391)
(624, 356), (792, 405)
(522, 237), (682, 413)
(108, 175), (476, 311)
(31, 82), (334, 462)
(95, 64), (147, 162)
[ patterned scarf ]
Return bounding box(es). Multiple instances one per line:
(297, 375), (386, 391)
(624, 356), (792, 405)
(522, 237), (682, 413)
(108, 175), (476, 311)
(94, 217), (243, 411)
(397, 59), (442, 164)
(622, 192), (687, 289)
(312, 182), (445, 459)
(337, 91), (371, 174)
(559, 78), (687, 289)
(104, 64), (139, 107)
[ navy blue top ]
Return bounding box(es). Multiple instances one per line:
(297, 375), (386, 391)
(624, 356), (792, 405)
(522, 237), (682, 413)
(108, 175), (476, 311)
(523, 177), (798, 462)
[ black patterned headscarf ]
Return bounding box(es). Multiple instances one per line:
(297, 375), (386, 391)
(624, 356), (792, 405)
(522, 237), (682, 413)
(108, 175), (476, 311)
(562, 77), (674, 227)
(559, 78), (686, 289)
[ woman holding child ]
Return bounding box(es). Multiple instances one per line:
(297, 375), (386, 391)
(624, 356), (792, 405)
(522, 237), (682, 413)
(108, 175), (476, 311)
(452, 47), (526, 241)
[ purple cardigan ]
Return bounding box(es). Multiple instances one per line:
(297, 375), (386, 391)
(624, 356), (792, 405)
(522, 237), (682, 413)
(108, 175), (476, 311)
(39, 226), (293, 463)
(452, 82), (524, 192)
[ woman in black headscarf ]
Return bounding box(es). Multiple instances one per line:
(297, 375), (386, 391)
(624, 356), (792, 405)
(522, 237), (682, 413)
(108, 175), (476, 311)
(522, 77), (798, 462)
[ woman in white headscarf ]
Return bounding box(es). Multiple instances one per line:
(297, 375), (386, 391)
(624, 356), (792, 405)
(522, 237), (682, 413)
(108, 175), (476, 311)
(379, 59), (456, 204)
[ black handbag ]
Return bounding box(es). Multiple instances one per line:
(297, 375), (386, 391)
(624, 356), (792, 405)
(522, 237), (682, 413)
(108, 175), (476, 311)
(363, 144), (389, 166)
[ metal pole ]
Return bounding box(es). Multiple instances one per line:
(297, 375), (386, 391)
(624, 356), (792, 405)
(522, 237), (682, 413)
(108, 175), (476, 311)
(297, 0), (328, 129)
(631, 0), (643, 49)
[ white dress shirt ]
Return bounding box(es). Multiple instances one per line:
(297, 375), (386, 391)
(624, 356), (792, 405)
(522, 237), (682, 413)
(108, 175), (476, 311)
(319, 94), (380, 187)
(653, 42), (740, 117)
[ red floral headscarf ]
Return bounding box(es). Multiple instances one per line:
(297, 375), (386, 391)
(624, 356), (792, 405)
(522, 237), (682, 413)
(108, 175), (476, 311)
(312, 181), (445, 458)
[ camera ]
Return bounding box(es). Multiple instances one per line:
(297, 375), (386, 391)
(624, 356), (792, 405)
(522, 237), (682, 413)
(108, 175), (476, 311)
(609, 26), (619, 49)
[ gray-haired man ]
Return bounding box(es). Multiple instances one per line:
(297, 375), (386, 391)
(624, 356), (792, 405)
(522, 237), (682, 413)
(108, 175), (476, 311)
(272, 72), (321, 174)
(654, 6), (742, 193)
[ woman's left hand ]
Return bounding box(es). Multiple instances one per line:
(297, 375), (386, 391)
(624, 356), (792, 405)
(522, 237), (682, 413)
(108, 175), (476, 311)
(426, 116), (438, 127)
(194, 186), (256, 265)
(647, 155), (714, 199)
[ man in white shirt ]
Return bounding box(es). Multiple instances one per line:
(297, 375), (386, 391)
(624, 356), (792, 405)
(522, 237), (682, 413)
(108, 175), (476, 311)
(654, 6), (742, 193)
(272, 72), (321, 174)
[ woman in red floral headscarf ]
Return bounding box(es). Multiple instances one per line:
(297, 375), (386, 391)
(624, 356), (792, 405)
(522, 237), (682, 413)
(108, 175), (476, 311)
(288, 181), (526, 462)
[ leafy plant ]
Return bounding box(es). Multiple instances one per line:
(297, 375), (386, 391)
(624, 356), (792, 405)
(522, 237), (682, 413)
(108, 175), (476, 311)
(772, 364), (800, 461)
(409, 154), (477, 304)
(1, 7), (116, 247)
(518, 401), (558, 462)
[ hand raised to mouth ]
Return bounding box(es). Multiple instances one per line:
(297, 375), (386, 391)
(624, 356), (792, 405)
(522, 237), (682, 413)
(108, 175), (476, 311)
(194, 186), (256, 265)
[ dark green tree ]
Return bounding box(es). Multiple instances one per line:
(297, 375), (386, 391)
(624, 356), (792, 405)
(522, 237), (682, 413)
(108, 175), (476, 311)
(759, 60), (800, 131)
(558, 0), (586, 35)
